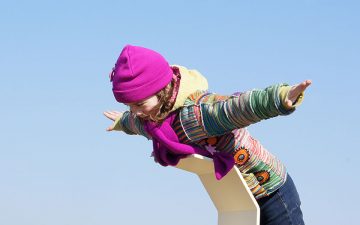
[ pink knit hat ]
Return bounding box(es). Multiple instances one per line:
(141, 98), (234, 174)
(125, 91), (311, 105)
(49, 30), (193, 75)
(110, 45), (173, 103)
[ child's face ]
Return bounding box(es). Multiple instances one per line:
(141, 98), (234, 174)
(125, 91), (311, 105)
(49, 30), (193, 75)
(126, 95), (159, 120)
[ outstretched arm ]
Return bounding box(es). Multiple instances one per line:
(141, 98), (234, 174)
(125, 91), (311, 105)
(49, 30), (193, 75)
(193, 80), (312, 137)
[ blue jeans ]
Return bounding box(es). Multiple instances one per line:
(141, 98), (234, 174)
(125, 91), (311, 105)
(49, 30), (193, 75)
(257, 174), (305, 225)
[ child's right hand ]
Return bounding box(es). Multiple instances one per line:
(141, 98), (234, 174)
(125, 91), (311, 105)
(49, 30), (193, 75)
(103, 111), (123, 131)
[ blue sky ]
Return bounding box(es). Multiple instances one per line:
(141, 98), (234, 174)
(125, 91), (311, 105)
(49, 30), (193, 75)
(0, 0), (359, 224)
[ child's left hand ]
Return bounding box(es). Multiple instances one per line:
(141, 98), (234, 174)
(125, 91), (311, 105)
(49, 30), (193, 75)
(285, 80), (312, 108)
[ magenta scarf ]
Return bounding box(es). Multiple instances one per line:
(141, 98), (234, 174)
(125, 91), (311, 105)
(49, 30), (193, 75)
(144, 112), (235, 180)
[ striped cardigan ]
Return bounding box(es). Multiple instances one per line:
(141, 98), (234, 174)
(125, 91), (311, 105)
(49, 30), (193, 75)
(114, 83), (302, 199)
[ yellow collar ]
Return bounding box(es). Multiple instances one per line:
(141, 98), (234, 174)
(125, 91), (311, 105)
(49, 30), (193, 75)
(171, 65), (208, 112)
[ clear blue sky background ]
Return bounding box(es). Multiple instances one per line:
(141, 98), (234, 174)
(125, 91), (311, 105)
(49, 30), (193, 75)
(1, 0), (359, 224)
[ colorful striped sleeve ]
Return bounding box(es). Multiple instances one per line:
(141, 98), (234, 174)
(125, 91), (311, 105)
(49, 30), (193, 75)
(200, 83), (299, 136)
(112, 111), (151, 139)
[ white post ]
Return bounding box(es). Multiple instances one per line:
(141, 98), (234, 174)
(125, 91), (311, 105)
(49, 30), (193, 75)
(175, 154), (260, 225)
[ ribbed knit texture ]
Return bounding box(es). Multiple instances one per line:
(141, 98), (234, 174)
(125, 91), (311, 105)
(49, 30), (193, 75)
(115, 83), (296, 199)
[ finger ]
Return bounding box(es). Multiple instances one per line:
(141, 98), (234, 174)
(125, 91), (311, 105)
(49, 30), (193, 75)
(109, 111), (122, 119)
(103, 111), (112, 119)
(103, 111), (110, 118)
(299, 80), (312, 91)
(302, 80), (312, 90)
(291, 80), (311, 97)
(294, 80), (311, 95)
(110, 110), (121, 114)
(103, 112), (116, 121)
(106, 125), (114, 131)
(294, 82), (306, 93)
(107, 111), (120, 117)
(285, 99), (293, 109)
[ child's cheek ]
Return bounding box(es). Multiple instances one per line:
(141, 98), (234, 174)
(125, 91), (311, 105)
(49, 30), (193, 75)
(142, 106), (153, 114)
(143, 105), (159, 115)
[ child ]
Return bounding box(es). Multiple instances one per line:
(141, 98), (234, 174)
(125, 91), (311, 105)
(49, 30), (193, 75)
(104, 44), (311, 225)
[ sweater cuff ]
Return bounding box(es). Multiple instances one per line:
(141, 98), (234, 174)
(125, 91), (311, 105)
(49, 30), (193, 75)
(111, 113), (124, 131)
(279, 86), (304, 110)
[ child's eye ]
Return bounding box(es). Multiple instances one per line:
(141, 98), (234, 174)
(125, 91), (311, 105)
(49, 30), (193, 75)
(136, 102), (144, 107)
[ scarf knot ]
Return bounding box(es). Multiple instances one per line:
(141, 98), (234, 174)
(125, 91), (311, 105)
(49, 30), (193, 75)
(144, 112), (235, 180)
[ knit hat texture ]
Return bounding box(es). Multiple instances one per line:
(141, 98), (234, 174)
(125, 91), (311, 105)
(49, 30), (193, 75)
(110, 45), (173, 103)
